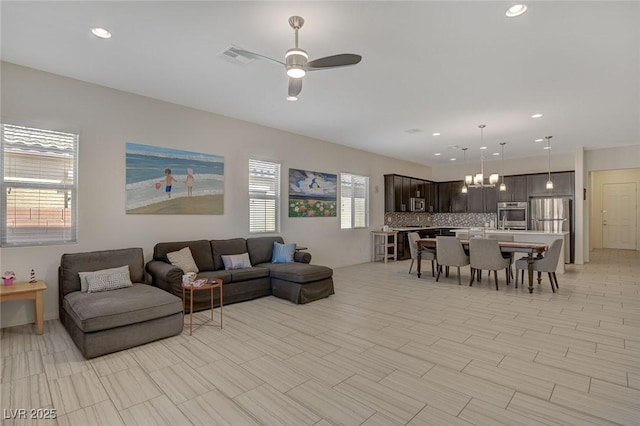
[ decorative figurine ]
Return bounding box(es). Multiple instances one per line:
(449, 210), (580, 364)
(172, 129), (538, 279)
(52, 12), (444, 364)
(3, 270), (16, 286)
(29, 269), (37, 283)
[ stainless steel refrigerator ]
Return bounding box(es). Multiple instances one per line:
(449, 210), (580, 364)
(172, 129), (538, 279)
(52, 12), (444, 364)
(530, 197), (573, 263)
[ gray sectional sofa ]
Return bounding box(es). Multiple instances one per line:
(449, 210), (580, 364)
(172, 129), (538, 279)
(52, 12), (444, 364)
(146, 236), (334, 311)
(59, 247), (183, 359)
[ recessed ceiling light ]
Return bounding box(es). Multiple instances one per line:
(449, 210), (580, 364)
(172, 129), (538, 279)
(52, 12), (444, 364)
(531, 113), (543, 119)
(535, 138), (543, 142)
(91, 27), (112, 39)
(434, 153), (441, 156)
(505, 4), (528, 18)
(543, 146), (551, 150)
(286, 96), (298, 102)
(480, 146), (487, 150)
(450, 158), (456, 161)
(432, 132), (441, 136)
(493, 152), (500, 156)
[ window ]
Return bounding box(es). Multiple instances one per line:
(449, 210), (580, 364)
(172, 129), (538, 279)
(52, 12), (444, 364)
(249, 159), (280, 233)
(341, 173), (369, 229)
(1, 124), (78, 247)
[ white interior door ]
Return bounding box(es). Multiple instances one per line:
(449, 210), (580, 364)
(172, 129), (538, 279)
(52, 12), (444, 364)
(602, 183), (637, 249)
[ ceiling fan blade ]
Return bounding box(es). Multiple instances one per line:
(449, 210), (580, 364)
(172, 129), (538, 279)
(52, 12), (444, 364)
(306, 54), (362, 70)
(229, 47), (285, 66)
(288, 78), (302, 97)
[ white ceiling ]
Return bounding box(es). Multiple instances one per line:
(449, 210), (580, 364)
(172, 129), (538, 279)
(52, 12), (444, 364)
(2, 1), (639, 166)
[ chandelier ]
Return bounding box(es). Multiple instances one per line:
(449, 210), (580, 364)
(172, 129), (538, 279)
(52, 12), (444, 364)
(464, 124), (499, 188)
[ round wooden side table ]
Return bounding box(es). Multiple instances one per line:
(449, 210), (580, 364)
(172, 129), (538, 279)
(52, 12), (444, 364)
(181, 278), (223, 335)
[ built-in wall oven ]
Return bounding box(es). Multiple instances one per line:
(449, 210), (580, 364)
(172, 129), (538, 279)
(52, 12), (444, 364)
(497, 202), (528, 230)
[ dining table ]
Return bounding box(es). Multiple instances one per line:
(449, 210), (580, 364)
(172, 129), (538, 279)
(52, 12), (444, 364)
(416, 238), (548, 294)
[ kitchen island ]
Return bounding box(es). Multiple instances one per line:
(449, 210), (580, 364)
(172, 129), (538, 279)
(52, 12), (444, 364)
(391, 227), (467, 260)
(453, 229), (569, 274)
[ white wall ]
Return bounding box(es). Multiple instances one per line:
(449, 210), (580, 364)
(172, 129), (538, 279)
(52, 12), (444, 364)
(0, 62), (433, 327)
(586, 145), (640, 172)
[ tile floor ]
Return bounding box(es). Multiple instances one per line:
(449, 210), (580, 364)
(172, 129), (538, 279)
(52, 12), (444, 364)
(1, 248), (639, 425)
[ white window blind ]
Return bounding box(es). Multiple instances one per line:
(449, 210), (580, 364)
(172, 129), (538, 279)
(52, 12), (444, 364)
(249, 159), (280, 233)
(341, 173), (369, 229)
(1, 124), (78, 247)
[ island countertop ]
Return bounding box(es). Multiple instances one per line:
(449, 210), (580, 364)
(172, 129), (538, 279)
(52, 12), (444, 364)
(461, 229), (570, 236)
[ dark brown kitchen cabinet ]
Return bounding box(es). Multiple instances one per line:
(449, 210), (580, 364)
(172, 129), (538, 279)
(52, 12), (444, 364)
(396, 231), (411, 260)
(438, 181), (467, 213)
(425, 181), (438, 213)
(467, 188), (483, 212)
(497, 175), (528, 202)
(411, 179), (425, 199)
(384, 175), (406, 212)
(527, 172), (574, 197)
(384, 174), (412, 212)
(385, 174), (437, 212)
(466, 186), (498, 213)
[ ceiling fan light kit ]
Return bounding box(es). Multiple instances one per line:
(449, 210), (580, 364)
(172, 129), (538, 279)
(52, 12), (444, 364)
(285, 48), (308, 78)
(230, 15), (362, 100)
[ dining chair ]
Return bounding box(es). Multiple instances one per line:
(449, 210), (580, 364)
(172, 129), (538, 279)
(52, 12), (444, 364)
(408, 232), (436, 276)
(435, 236), (469, 285)
(469, 238), (511, 290)
(515, 238), (563, 293)
(487, 234), (515, 284)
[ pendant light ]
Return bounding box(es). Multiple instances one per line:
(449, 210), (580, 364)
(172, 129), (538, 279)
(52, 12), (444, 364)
(545, 136), (553, 190)
(461, 148), (468, 193)
(499, 142), (506, 192)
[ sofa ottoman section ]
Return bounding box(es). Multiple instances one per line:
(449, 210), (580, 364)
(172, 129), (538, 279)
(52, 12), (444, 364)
(63, 284), (182, 332)
(262, 263), (335, 304)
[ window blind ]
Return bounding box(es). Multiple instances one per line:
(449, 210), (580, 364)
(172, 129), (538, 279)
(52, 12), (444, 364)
(1, 124), (78, 246)
(341, 173), (369, 229)
(249, 159), (280, 233)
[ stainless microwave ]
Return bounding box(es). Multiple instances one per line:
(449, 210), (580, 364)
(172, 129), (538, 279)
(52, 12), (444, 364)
(497, 201), (528, 229)
(410, 197), (425, 212)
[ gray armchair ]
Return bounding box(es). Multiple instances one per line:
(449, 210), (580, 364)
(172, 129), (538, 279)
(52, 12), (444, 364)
(515, 238), (563, 292)
(408, 232), (436, 276)
(469, 238), (511, 290)
(435, 236), (469, 285)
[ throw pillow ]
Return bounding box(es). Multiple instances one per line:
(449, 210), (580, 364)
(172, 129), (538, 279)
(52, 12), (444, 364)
(166, 246), (199, 273)
(86, 269), (133, 293)
(78, 265), (130, 293)
(272, 242), (296, 264)
(221, 253), (252, 270)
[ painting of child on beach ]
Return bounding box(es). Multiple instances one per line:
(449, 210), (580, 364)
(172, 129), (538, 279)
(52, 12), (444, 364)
(126, 142), (224, 214)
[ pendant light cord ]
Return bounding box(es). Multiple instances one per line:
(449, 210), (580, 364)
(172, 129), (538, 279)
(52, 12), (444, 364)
(546, 136), (552, 180)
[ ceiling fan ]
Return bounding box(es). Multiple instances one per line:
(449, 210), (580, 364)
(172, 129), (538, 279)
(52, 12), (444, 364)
(230, 16), (362, 101)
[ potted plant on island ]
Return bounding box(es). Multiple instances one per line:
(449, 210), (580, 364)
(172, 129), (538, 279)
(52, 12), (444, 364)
(3, 271), (16, 286)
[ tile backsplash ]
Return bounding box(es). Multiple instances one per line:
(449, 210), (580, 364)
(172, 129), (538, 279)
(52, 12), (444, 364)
(383, 212), (431, 227)
(384, 212), (498, 228)
(430, 213), (497, 228)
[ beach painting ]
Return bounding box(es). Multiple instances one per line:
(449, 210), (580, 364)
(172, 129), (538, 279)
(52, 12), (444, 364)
(125, 142), (224, 214)
(289, 168), (337, 217)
